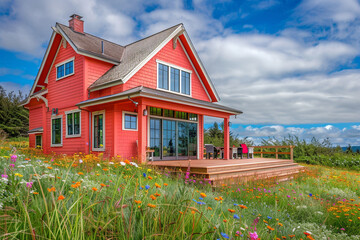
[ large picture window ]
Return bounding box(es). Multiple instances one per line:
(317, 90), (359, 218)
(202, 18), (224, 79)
(51, 116), (62, 146)
(157, 61), (191, 96)
(93, 111), (105, 151)
(66, 111), (81, 137)
(56, 58), (74, 80)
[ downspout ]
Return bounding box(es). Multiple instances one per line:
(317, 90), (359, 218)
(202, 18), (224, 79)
(78, 106), (91, 154)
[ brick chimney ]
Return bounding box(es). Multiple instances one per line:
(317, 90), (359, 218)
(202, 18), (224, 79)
(69, 14), (84, 33)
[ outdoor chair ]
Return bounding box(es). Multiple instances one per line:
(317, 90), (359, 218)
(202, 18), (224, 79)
(248, 147), (254, 159)
(240, 144), (249, 159)
(232, 146), (238, 159)
(205, 144), (215, 159)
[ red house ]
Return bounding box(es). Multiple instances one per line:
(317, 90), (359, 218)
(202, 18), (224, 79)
(23, 14), (242, 163)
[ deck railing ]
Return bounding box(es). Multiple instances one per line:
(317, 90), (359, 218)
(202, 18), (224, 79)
(251, 146), (295, 161)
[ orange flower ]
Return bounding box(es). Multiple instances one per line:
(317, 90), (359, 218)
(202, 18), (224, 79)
(58, 195), (65, 201)
(200, 193), (207, 198)
(92, 187), (98, 191)
(134, 200), (142, 204)
(25, 158), (30, 161)
(223, 219), (227, 223)
(102, 168), (109, 171)
(32, 192), (39, 195)
(71, 182), (81, 188)
(228, 209), (235, 213)
(179, 211), (183, 214)
(214, 197), (219, 201)
(100, 183), (106, 187)
(155, 183), (161, 188)
(164, 183), (168, 186)
(207, 207), (212, 210)
(155, 193), (161, 197)
(78, 172), (84, 175)
(147, 203), (156, 208)
(148, 176), (153, 180)
(150, 195), (156, 200)
(47, 167), (53, 170)
(124, 159), (131, 165)
(47, 187), (56, 192)
(267, 226), (275, 231)
(239, 205), (248, 209)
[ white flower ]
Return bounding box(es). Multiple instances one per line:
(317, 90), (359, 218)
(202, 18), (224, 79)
(97, 164), (101, 167)
(130, 162), (138, 168)
(79, 159), (83, 164)
(120, 162), (126, 166)
(109, 162), (114, 165)
(17, 165), (25, 168)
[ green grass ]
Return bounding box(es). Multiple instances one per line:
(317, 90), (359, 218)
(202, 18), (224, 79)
(1, 142), (360, 239)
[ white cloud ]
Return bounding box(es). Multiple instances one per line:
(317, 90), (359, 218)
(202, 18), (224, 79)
(230, 124), (360, 146)
(0, 81), (31, 95)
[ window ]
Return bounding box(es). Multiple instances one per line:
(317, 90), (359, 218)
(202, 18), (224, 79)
(149, 107), (197, 122)
(56, 58), (74, 80)
(93, 111), (105, 151)
(158, 63), (169, 90)
(157, 61), (191, 95)
(35, 135), (42, 148)
(66, 110), (81, 137)
(123, 112), (138, 130)
(181, 71), (190, 95)
(51, 116), (62, 146)
(170, 68), (180, 92)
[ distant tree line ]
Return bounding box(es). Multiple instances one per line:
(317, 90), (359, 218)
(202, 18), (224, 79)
(0, 85), (28, 138)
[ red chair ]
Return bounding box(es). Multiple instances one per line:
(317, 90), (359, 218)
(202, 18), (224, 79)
(240, 144), (249, 159)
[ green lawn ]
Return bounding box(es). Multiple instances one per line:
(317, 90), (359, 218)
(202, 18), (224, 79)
(1, 142), (360, 239)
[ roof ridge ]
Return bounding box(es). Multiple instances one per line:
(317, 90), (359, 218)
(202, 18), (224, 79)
(56, 23), (124, 48)
(124, 23), (183, 47)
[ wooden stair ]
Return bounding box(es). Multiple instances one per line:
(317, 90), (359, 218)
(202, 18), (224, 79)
(150, 158), (305, 185)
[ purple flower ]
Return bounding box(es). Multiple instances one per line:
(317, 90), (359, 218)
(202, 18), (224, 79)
(220, 232), (229, 239)
(1, 169), (7, 178)
(234, 214), (240, 219)
(287, 195), (291, 198)
(249, 231), (258, 240)
(143, 173), (146, 178)
(9, 164), (15, 168)
(145, 185), (150, 190)
(11, 155), (17, 162)
(26, 182), (33, 188)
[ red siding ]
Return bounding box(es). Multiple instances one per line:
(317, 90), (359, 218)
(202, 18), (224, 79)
(29, 106), (43, 130)
(123, 39), (210, 102)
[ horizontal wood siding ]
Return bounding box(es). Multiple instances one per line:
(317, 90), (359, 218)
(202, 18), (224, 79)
(123, 39), (210, 102)
(29, 106), (43, 130)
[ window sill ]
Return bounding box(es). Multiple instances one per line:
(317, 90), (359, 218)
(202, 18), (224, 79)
(123, 128), (138, 131)
(66, 134), (81, 138)
(92, 148), (105, 152)
(51, 144), (63, 147)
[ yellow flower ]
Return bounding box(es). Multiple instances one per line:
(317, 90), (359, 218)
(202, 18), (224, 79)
(14, 173), (23, 177)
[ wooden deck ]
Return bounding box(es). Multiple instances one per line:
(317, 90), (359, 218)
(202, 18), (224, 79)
(148, 158), (305, 185)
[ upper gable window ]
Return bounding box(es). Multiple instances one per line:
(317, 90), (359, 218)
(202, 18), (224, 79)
(56, 58), (74, 80)
(157, 61), (191, 96)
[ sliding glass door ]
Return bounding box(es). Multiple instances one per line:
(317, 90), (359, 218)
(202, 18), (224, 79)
(150, 117), (197, 160)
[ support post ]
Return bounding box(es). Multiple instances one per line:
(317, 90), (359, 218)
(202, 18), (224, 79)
(42, 104), (47, 153)
(275, 147), (278, 159)
(261, 147), (263, 158)
(223, 117), (230, 160)
(198, 114), (204, 160)
(290, 146), (294, 161)
(137, 101), (147, 163)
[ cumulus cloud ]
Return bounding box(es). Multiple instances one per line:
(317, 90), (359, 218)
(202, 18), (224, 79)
(230, 124), (360, 146)
(0, 81), (31, 95)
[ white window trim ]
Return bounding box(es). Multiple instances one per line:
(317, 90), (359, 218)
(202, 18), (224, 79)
(122, 111), (138, 131)
(51, 115), (63, 147)
(65, 109), (81, 138)
(156, 60), (192, 97)
(56, 57), (75, 81)
(92, 110), (105, 151)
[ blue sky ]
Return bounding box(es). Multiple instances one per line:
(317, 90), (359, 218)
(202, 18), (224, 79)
(0, 0), (360, 146)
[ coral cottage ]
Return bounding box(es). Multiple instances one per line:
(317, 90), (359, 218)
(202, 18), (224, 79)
(23, 14), (242, 163)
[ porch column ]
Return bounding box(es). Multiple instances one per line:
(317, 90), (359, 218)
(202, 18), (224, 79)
(137, 101), (147, 163)
(198, 114), (204, 159)
(224, 117), (230, 160)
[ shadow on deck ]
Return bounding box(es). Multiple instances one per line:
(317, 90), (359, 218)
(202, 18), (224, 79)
(148, 158), (305, 185)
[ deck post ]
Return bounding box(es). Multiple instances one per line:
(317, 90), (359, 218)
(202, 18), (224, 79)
(290, 146), (294, 161)
(275, 147), (278, 159)
(223, 117), (230, 160)
(138, 101), (147, 163)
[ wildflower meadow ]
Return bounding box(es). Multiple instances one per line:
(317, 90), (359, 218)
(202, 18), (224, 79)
(1, 140), (360, 239)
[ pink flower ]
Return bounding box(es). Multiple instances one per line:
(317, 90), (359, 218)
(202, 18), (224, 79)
(9, 164), (15, 168)
(249, 231), (258, 240)
(26, 182), (33, 188)
(11, 155), (17, 162)
(1, 169), (7, 178)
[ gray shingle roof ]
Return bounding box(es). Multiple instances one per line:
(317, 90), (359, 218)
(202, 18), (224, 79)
(77, 86), (242, 115)
(57, 23), (125, 64)
(28, 127), (43, 134)
(88, 24), (183, 90)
